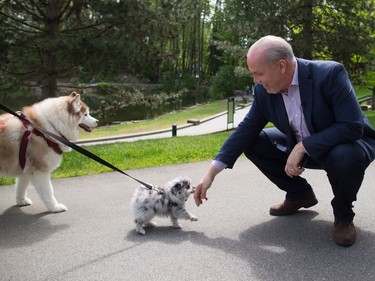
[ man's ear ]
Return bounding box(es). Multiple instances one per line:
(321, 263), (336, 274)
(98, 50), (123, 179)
(278, 59), (287, 73)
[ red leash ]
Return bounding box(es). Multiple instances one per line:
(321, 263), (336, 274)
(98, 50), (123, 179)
(18, 112), (63, 169)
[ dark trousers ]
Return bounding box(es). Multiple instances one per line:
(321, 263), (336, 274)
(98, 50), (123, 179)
(244, 128), (371, 222)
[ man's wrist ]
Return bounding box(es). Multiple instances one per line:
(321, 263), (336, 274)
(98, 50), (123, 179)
(211, 160), (227, 172)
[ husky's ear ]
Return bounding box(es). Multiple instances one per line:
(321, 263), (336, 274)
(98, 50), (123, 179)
(70, 92), (81, 113)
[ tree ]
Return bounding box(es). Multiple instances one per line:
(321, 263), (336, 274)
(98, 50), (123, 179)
(212, 0), (374, 83)
(0, 0), (164, 98)
(1, 0), (373, 102)
(1, 0), (112, 98)
(310, 0), (375, 81)
(1, 0), (214, 98)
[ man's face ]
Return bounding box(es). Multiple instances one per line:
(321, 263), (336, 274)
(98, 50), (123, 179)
(247, 51), (287, 94)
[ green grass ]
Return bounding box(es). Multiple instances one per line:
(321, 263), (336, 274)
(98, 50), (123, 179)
(365, 110), (375, 125)
(53, 131), (231, 178)
(80, 99), (228, 139)
(0, 131), (232, 185)
(356, 85), (372, 98)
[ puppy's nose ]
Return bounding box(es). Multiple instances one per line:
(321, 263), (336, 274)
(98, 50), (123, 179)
(191, 186), (196, 193)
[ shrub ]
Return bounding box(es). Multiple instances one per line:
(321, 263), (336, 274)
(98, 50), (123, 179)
(210, 65), (250, 99)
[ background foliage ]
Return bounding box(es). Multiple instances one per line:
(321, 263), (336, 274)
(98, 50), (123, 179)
(0, 0), (374, 115)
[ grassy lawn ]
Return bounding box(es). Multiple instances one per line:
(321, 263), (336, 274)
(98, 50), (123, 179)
(54, 131), (231, 178)
(79, 99), (229, 139)
(365, 110), (375, 125)
(0, 131), (232, 185)
(356, 85), (372, 98)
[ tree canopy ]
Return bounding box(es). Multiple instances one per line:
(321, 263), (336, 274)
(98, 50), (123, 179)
(0, 0), (374, 99)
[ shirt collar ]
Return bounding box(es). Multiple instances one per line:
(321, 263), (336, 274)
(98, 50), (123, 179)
(291, 58), (298, 86)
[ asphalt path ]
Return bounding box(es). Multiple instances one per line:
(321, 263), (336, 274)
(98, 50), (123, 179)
(1, 105), (375, 280)
(1, 159), (375, 281)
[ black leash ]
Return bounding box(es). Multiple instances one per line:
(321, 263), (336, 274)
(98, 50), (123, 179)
(0, 103), (154, 190)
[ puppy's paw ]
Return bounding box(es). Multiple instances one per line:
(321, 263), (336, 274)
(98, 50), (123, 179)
(17, 197), (33, 206)
(190, 215), (198, 222)
(136, 227), (146, 235)
(173, 222), (182, 229)
(50, 203), (68, 213)
(145, 221), (158, 228)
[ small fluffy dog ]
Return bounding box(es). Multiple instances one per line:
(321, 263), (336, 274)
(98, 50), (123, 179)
(131, 176), (198, 235)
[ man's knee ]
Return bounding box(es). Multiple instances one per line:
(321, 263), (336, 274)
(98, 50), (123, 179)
(244, 129), (288, 163)
(244, 131), (269, 160)
(324, 143), (368, 172)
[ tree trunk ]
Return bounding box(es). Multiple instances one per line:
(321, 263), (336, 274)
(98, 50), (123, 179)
(301, 0), (313, 60)
(41, 0), (61, 99)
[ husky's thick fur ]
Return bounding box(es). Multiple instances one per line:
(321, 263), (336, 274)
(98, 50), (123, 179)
(131, 176), (198, 235)
(0, 92), (98, 212)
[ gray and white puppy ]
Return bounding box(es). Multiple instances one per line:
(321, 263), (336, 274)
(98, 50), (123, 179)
(131, 176), (198, 235)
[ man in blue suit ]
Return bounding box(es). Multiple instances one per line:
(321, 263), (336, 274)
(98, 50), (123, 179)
(194, 35), (375, 247)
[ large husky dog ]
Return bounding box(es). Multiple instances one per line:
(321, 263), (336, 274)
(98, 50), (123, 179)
(0, 92), (98, 212)
(131, 176), (198, 235)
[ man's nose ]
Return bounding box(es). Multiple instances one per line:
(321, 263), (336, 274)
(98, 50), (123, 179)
(253, 77), (261, 84)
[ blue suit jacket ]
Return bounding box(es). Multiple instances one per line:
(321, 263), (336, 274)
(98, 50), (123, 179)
(215, 58), (375, 168)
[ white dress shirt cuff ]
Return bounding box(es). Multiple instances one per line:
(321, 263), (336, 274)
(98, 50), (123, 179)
(211, 160), (227, 172)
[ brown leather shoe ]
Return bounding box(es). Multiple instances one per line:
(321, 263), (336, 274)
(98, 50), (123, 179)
(269, 191), (318, 216)
(333, 221), (356, 247)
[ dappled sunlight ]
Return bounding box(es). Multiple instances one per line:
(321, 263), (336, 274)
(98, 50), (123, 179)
(259, 244), (287, 254)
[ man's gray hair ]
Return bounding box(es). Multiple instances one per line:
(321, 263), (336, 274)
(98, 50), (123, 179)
(248, 35), (294, 64)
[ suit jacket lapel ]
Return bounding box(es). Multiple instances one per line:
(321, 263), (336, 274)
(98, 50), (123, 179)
(271, 94), (296, 150)
(297, 58), (315, 135)
(272, 94), (290, 132)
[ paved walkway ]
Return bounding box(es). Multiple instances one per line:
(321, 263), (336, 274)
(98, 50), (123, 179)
(1, 159), (375, 281)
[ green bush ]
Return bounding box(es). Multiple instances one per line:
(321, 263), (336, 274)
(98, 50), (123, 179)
(210, 65), (250, 100)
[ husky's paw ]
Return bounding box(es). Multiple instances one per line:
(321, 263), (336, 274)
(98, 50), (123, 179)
(50, 203), (68, 213)
(17, 197), (33, 206)
(190, 216), (198, 222)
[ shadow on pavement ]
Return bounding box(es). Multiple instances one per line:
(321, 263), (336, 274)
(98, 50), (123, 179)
(126, 210), (375, 281)
(0, 206), (69, 249)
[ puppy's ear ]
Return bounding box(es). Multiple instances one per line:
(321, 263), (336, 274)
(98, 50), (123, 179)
(183, 180), (190, 187)
(174, 183), (182, 190)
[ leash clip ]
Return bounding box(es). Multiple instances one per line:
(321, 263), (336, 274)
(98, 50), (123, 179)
(16, 111), (33, 132)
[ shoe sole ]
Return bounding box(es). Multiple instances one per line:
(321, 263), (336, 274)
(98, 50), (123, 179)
(269, 200), (318, 216)
(333, 239), (355, 247)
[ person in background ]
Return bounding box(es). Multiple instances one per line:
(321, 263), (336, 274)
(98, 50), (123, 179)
(194, 35), (375, 247)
